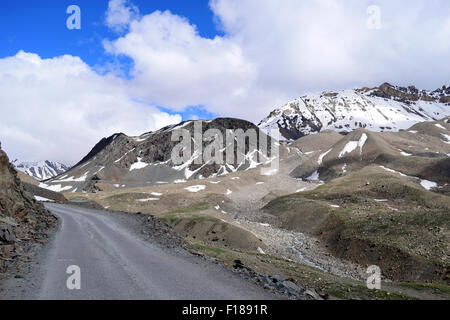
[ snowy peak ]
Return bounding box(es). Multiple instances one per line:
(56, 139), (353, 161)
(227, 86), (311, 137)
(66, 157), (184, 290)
(259, 83), (450, 141)
(12, 159), (70, 181)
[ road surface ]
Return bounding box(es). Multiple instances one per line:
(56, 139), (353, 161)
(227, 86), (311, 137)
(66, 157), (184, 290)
(3, 204), (275, 300)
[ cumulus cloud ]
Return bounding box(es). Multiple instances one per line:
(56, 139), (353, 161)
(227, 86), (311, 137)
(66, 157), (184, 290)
(104, 0), (450, 122)
(3, 0), (450, 163)
(105, 0), (139, 32)
(104, 9), (259, 118)
(0, 51), (181, 163)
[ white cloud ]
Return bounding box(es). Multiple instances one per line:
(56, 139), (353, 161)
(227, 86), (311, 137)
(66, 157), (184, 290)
(104, 9), (259, 118)
(105, 0), (139, 32)
(3, 0), (450, 163)
(104, 0), (450, 122)
(0, 51), (181, 163)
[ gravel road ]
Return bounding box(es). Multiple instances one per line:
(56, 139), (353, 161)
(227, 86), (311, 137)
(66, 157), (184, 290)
(1, 204), (276, 300)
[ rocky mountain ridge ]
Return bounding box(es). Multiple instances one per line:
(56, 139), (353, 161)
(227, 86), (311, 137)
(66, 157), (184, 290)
(259, 83), (450, 140)
(40, 118), (277, 193)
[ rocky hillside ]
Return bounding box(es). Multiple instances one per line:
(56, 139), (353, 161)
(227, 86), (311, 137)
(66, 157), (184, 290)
(291, 117), (450, 187)
(12, 159), (70, 181)
(0, 147), (57, 271)
(259, 83), (450, 140)
(261, 117), (450, 284)
(40, 118), (278, 193)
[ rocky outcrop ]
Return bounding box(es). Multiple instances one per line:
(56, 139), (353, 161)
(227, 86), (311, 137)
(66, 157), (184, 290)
(0, 147), (57, 272)
(369, 83), (450, 104)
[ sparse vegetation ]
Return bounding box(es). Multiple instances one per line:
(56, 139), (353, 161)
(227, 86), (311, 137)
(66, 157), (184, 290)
(187, 238), (418, 300)
(263, 166), (450, 284)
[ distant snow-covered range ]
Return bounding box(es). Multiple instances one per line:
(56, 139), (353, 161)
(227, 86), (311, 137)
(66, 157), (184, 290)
(12, 159), (70, 181)
(259, 83), (450, 140)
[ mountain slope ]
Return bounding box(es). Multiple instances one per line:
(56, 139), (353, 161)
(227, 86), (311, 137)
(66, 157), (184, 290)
(41, 118), (279, 193)
(12, 160), (70, 181)
(263, 164), (450, 284)
(290, 118), (450, 191)
(259, 83), (450, 140)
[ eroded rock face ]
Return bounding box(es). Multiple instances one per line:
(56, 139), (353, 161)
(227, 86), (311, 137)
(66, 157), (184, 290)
(0, 147), (57, 269)
(369, 83), (450, 104)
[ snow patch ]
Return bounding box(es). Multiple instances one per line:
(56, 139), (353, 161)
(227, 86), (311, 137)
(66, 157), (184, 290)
(137, 198), (159, 202)
(399, 150), (412, 156)
(379, 166), (407, 177)
(420, 180), (437, 190)
(34, 196), (54, 202)
(52, 172), (88, 182)
(129, 157), (149, 171)
(318, 148), (332, 165)
(184, 185), (206, 193)
(306, 170), (319, 181)
(379, 166), (439, 191)
(151, 192), (163, 196)
(39, 183), (72, 193)
(441, 133), (450, 144)
(338, 133), (367, 158)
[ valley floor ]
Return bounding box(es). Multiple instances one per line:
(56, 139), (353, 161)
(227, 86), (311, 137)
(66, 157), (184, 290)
(61, 166), (449, 300)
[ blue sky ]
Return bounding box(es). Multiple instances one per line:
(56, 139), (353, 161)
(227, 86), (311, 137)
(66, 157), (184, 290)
(1, 0), (449, 163)
(1, 0), (220, 65)
(0, 0), (219, 121)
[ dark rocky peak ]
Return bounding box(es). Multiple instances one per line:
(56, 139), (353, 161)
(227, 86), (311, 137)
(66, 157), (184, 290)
(73, 132), (127, 168)
(370, 83), (450, 104)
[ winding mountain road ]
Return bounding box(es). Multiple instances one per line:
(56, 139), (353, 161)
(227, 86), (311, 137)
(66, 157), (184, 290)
(4, 204), (275, 300)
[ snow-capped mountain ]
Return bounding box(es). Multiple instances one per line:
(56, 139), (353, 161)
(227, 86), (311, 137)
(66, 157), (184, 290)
(12, 159), (70, 181)
(258, 83), (450, 141)
(40, 118), (278, 193)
